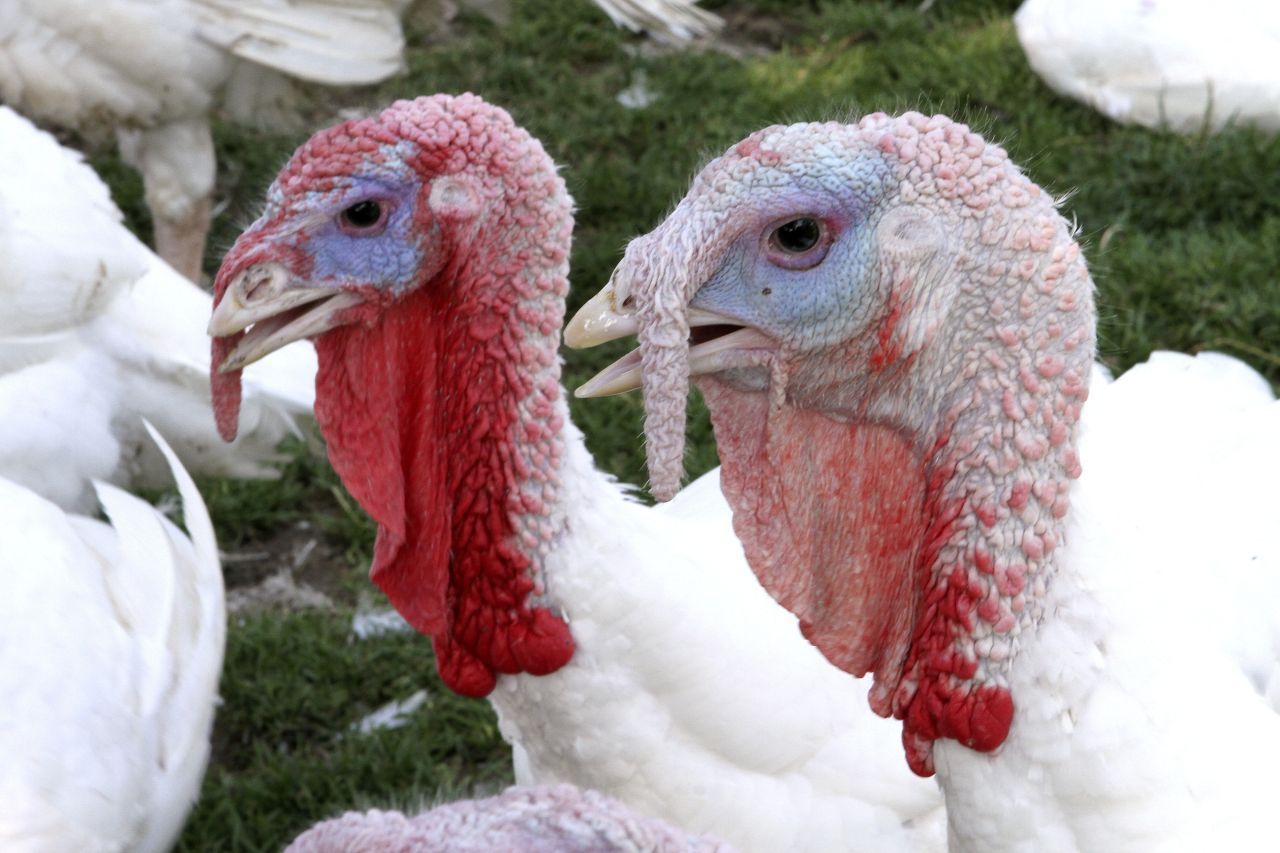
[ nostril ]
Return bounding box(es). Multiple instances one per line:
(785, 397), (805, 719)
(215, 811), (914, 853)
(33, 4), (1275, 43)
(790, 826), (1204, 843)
(238, 265), (281, 303)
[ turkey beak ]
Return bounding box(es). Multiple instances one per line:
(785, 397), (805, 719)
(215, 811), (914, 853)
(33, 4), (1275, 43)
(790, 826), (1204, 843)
(209, 262), (363, 372)
(563, 283), (644, 397)
(567, 283), (758, 398)
(564, 283), (639, 349)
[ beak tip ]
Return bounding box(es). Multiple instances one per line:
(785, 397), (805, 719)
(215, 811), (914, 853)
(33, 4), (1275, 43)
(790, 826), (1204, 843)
(563, 285), (639, 349)
(562, 326), (586, 350)
(569, 369), (642, 399)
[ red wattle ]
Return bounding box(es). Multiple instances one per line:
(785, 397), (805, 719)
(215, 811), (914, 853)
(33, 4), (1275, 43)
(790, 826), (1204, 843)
(211, 334), (244, 441)
(317, 274), (574, 698)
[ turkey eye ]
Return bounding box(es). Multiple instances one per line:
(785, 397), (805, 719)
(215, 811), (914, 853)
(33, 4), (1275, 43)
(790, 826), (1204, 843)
(771, 218), (822, 253)
(339, 200), (384, 232)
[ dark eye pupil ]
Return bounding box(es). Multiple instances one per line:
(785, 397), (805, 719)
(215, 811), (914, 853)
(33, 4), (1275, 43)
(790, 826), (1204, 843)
(774, 218), (821, 253)
(342, 200), (382, 229)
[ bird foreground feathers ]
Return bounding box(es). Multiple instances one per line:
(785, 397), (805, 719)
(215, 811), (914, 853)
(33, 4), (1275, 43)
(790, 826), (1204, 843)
(208, 93), (945, 852)
(571, 110), (1280, 850)
(0, 105), (317, 512)
(0, 423), (224, 852)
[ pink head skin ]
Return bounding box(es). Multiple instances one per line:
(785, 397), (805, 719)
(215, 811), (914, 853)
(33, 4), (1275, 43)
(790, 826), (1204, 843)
(285, 785), (734, 852)
(209, 94), (575, 697)
(569, 113), (1095, 775)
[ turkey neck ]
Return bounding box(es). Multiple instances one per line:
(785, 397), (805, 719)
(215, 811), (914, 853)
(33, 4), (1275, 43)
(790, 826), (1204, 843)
(888, 225), (1095, 774)
(314, 164), (577, 697)
(842, 175), (1098, 774)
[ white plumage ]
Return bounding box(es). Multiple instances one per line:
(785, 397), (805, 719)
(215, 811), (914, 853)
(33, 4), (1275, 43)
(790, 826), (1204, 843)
(0, 423), (224, 852)
(935, 350), (1280, 850)
(489, 432), (946, 852)
(592, 0), (721, 41)
(1015, 0), (1280, 132)
(423, 1), (721, 42)
(0, 106), (317, 512)
(0, 0), (408, 279)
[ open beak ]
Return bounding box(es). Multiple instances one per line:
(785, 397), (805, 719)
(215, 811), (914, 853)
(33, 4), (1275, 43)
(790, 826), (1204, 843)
(208, 262), (364, 372)
(565, 282), (773, 397)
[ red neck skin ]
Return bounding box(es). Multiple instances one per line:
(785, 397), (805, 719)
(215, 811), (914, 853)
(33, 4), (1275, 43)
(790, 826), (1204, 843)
(700, 386), (929, 684)
(315, 205), (575, 699)
(702, 355), (1079, 777)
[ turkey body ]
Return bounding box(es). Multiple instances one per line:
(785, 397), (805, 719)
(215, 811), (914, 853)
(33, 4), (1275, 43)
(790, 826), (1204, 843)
(0, 425), (224, 851)
(208, 93), (945, 852)
(0, 0), (408, 278)
(932, 350), (1280, 851)
(1015, 0), (1280, 132)
(0, 105), (317, 512)
(572, 110), (1280, 850)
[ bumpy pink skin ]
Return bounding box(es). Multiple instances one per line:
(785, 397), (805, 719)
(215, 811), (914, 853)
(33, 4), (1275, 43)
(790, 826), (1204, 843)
(285, 785), (735, 852)
(614, 113), (1095, 775)
(213, 94), (575, 696)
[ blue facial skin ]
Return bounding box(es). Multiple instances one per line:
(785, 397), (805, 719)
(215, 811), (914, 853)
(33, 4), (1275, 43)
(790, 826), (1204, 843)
(689, 154), (893, 353)
(307, 175), (425, 296)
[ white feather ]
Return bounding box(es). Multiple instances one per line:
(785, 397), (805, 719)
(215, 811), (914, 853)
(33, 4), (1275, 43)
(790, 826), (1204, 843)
(591, 0), (721, 41)
(0, 424), (224, 852)
(0, 106), (318, 511)
(194, 0), (409, 86)
(1016, 0), (1280, 132)
(936, 351), (1280, 851)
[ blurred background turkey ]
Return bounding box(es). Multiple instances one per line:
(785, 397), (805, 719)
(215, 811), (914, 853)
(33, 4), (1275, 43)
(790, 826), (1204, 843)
(1016, 0), (1280, 134)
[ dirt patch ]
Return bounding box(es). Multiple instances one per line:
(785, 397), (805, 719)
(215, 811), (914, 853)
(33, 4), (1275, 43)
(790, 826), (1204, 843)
(221, 519), (365, 615)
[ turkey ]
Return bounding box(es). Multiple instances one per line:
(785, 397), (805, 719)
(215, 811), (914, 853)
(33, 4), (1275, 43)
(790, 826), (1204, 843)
(0, 105), (317, 513)
(207, 93), (945, 852)
(0, 0), (409, 280)
(285, 784), (732, 852)
(0, 422), (224, 851)
(1015, 0), (1280, 133)
(570, 111), (1280, 850)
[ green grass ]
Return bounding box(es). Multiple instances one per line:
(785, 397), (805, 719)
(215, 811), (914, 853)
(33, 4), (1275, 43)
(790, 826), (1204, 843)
(180, 611), (508, 849)
(87, 0), (1280, 847)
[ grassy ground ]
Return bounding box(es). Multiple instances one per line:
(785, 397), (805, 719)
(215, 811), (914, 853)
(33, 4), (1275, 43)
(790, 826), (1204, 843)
(90, 0), (1280, 848)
